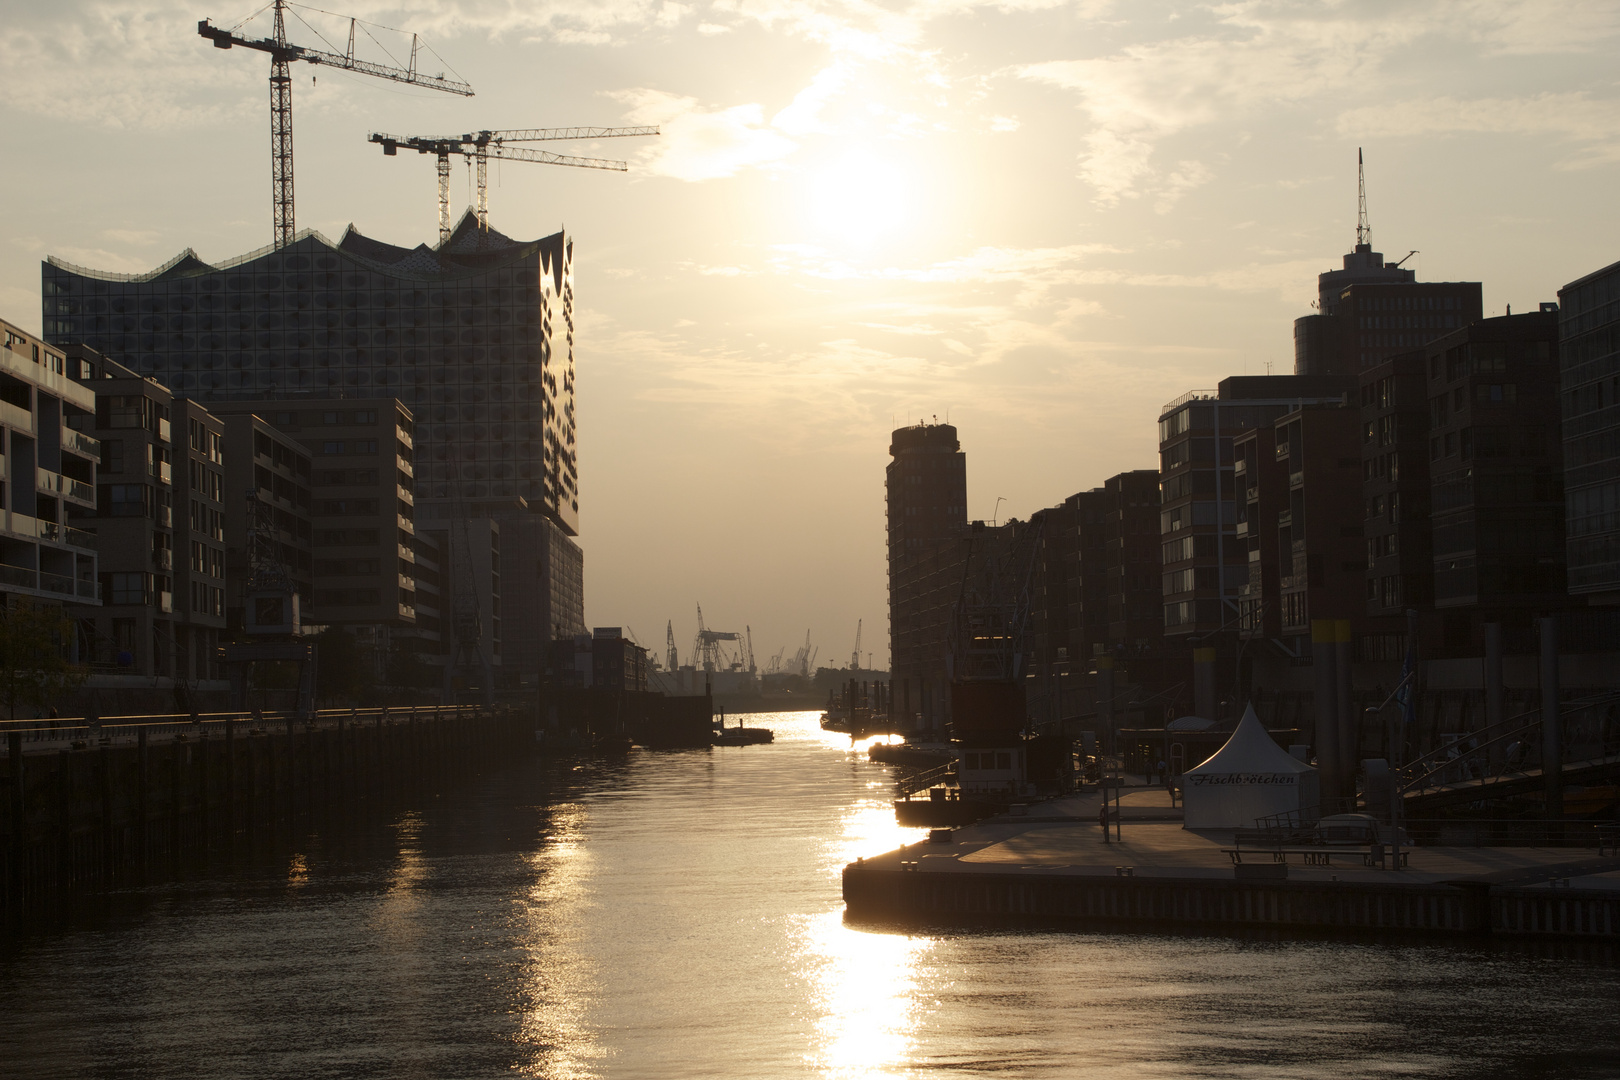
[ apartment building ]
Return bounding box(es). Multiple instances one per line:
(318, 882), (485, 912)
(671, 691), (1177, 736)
(62, 347), (225, 686)
(0, 318), (100, 613)
(219, 413), (313, 629)
(1558, 258), (1620, 605)
(210, 399), (416, 664)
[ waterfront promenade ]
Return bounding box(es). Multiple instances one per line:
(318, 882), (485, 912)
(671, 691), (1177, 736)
(846, 783), (1620, 937)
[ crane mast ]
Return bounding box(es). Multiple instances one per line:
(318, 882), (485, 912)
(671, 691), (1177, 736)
(370, 126), (658, 244)
(199, 0), (473, 249)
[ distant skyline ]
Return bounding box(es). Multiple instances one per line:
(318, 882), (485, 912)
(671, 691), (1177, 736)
(4, 0), (1618, 669)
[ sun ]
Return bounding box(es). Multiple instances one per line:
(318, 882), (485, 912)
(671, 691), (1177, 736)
(808, 151), (913, 247)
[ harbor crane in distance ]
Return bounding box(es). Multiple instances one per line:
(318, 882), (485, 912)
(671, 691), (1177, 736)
(692, 603), (744, 674)
(369, 126), (659, 245)
(665, 621), (678, 672)
(850, 619), (862, 670)
(198, 0), (474, 249)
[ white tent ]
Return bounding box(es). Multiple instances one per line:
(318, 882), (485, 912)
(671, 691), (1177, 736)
(1182, 704), (1319, 829)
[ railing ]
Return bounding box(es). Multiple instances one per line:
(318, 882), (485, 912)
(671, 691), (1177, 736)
(157, 505), (173, 528)
(62, 428), (101, 459)
(0, 703), (505, 756)
(77, 577), (99, 599)
(40, 571), (75, 595)
(896, 760), (957, 800)
(1396, 690), (1620, 800)
(35, 468), (89, 504)
(158, 590), (173, 614)
(157, 417), (171, 444)
(153, 547), (173, 571)
(1162, 389), (1219, 412)
(0, 563), (36, 589)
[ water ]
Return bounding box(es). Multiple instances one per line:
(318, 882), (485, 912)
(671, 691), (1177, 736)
(3, 711), (1619, 1079)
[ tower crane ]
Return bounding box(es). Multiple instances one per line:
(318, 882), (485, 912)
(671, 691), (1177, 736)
(198, 0), (474, 249)
(370, 126), (659, 246)
(850, 619), (862, 670)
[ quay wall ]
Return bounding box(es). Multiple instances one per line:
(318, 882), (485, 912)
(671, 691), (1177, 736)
(843, 865), (1620, 939)
(2, 705), (533, 919)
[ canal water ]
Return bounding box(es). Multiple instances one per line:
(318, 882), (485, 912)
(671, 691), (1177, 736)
(3, 711), (1619, 1079)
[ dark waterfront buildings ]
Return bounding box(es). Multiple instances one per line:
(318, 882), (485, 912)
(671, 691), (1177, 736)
(1559, 259), (1620, 605)
(64, 349), (227, 691)
(1423, 310), (1570, 649)
(0, 318), (101, 609)
(41, 214), (585, 683)
(887, 422), (967, 730)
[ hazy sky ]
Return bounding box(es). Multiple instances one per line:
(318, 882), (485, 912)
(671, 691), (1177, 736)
(3, 0), (1618, 670)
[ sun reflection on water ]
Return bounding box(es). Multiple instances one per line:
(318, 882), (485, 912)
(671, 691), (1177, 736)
(805, 727), (935, 1078)
(515, 801), (606, 1080)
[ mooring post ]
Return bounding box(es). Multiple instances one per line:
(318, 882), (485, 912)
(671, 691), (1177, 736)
(1540, 615), (1562, 823)
(135, 726), (149, 885)
(56, 750), (72, 896)
(8, 732), (24, 903)
(224, 713), (236, 844)
(98, 742), (113, 887)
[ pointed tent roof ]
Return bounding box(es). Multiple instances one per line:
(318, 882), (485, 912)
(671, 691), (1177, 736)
(1185, 704), (1313, 776)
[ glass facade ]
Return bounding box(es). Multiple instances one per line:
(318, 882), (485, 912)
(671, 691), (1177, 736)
(40, 215), (579, 536)
(1558, 260), (1620, 599)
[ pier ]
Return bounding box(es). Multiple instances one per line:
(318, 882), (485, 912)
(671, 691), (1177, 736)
(1, 705), (531, 919)
(845, 785), (1620, 938)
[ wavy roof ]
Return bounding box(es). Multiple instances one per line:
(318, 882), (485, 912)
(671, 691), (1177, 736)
(47, 210), (568, 290)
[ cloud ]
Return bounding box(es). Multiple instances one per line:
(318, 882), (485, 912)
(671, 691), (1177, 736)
(1336, 92), (1620, 166)
(612, 89), (798, 180)
(1019, 0), (1620, 204)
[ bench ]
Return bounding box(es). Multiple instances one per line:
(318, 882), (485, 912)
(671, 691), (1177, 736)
(1222, 844), (1409, 869)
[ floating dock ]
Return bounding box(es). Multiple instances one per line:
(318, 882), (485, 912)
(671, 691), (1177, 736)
(845, 787), (1620, 938)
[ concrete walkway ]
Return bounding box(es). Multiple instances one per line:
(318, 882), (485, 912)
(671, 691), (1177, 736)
(878, 785), (1620, 891)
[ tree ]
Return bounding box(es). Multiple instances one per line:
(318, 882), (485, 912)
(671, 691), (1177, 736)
(0, 600), (89, 720)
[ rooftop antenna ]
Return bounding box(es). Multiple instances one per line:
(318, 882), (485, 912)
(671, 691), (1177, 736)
(1356, 147), (1370, 249)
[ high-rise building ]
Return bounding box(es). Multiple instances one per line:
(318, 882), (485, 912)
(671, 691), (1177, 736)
(1233, 401), (1364, 650)
(1558, 258), (1620, 605)
(1158, 376), (1351, 642)
(64, 347), (226, 690)
(40, 214), (584, 668)
(0, 318), (101, 612)
(886, 422), (967, 730)
(1424, 310), (1569, 650)
(1291, 162), (1483, 376)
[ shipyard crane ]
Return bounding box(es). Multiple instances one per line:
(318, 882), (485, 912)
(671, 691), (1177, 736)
(199, 0), (474, 249)
(665, 620), (678, 672)
(791, 630), (813, 677)
(370, 126), (659, 245)
(692, 603), (742, 673)
(849, 619), (862, 670)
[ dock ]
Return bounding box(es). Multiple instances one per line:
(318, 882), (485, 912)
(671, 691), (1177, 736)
(845, 784), (1620, 938)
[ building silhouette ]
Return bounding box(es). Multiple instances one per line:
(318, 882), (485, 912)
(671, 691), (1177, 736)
(1558, 259), (1620, 606)
(40, 213), (583, 681)
(886, 422), (967, 731)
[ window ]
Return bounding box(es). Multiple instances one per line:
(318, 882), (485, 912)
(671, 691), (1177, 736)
(109, 572), (148, 605)
(101, 439), (124, 473)
(102, 483), (148, 517)
(318, 499), (379, 516)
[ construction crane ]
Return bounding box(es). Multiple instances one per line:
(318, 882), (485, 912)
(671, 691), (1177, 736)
(744, 626), (756, 675)
(199, 0), (474, 250)
(692, 603), (743, 673)
(790, 630), (813, 677)
(370, 126), (659, 245)
(850, 619), (862, 670)
(665, 620), (678, 672)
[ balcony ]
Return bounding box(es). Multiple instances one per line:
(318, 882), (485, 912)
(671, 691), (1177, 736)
(158, 590), (173, 614)
(1289, 470), (1304, 488)
(157, 505), (173, 528)
(77, 577), (98, 600)
(62, 428), (101, 460)
(1275, 442), (1291, 460)
(153, 548), (173, 571)
(1233, 458), (1247, 476)
(150, 459), (172, 485)
(40, 571), (75, 596)
(1234, 521), (1248, 538)
(1277, 510), (1292, 527)
(36, 468), (94, 508)
(0, 563), (36, 589)
(157, 417), (172, 444)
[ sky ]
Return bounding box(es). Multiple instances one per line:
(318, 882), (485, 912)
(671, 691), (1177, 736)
(2, 0), (1619, 672)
